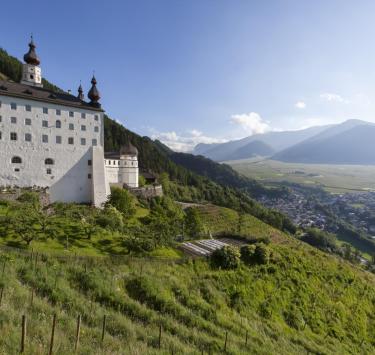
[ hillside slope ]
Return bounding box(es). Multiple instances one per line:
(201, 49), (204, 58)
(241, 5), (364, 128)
(1, 236), (375, 354)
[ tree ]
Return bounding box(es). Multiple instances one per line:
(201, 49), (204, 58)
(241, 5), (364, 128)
(12, 206), (39, 246)
(210, 246), (241, 270)
(96, 205), (124, 231)
(107, 187), (136, 218)
(79, 214), (99, 240)
(138, 175), (147, 187)
(184, 207), (205, 239)
(241, 243), (271, 265)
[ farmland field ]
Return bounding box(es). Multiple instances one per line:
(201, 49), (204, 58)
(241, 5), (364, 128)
(226, 158), (375, 193)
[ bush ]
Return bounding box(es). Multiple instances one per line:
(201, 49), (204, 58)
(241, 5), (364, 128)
(210, 246), (240, 270)
(241, 243), (271, 265)
(107, 187), (136, 218)
(17, 191), (40, 207)
(96, 205), (124, 231)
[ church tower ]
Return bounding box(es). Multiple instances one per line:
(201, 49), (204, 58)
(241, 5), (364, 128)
(21, 36), (43, 88)
(119, 142), (139, 188)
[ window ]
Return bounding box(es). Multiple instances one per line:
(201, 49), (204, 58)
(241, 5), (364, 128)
(11, 156), (22, 164)
(14, 168), (20, 172)
(10, 132), (17, 141)
(0, 116), (2, 122)
(42, 134), (48, 143)
(88, 160), (92, 166)
(69, 123), (74, 130)
(25, 118), (31, 125)
(0, 132), (2, 140)
(56, 120), (61, 128)
(56, 109), (61, 116)
(88, 174), (92, 179)
(94, 126), (99, 133)
(25, 133), (32, 142)
(68, 137), (74, 145)
(43, 107), (48, 114)
(92, 139), (97, 146)
(94, 115), (99, 121)
(10, 117), (17, 124)
(108, 160), (111, 165)
(42, 120), (48, 128)
(25, 105), (31, 112)
(81, 138), (86, 145)
(69, 111), (74, 117)
(56, 136), (62, 144)
(11, 102), (17, 110)
(46, 168), (52, 175)
(81, 113), (86, 119)
(45, 158), (54, 165)
(81, 125), (86, 131)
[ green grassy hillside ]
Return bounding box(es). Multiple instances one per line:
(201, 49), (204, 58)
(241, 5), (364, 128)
(194, 204), (285, 241)
(1, 237), (375, 354)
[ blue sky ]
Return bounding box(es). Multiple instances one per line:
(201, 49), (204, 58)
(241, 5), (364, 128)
(2, 0), (375, 151)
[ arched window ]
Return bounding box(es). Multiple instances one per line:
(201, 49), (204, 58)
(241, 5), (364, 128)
(56, 120), (61, 128)
(11, 156), (22, 164)
(45, 158), (54, 165)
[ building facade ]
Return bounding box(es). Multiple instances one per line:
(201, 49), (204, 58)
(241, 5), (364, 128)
(0, 37), (125, 206)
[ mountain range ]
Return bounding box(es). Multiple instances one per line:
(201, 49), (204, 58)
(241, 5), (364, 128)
(194, 119), (375, 165)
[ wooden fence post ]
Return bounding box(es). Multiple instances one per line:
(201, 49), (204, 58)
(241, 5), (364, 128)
(158, 323), (162, 349)
(20, 315), (26, 353)
(245, 330), (248, 346)
(74, 315), (81, 352)
(48, 314), (57, 355)
(101, 315), (107, 343)
(0, 286), (3, 306)
(224, 331), (228, 352)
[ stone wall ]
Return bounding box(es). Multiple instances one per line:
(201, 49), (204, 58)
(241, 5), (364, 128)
(0, 187), (50, 206)
(129, 184), (163, 199)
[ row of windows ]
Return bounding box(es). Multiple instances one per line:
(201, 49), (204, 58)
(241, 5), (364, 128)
(105, 160), (137, 166)
(0, 132), (97, 146)
(10, 157), (92, 178)
(11, 157), (54, 165)
(0, 116), (100, 132)
(0, 101), (99, 121)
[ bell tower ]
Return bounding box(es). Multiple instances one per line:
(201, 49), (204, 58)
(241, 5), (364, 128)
(21, 36), (43, 88)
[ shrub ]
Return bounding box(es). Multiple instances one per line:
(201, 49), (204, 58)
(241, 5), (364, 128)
(254, 243), (271, 265)
(17, 191), (40, 207)
(210, 246), (240, 270)
(96, 205), (124, 231)
(241, 243), (271, 265)
(107, 187), (136, 218)
(240, 245), (256, 264)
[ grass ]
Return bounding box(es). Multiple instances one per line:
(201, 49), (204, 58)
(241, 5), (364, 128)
(226, 158), (375, 193)
(1, 236), (375, 354)
(195, 204), (285, 241)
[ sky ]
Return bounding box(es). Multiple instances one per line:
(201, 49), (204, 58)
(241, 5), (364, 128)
(2, 0), (375, 151)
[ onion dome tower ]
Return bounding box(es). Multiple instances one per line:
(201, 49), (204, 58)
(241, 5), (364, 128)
(21, 35), (43, 88)
(119, 141), (139, 188)
(120, 141), (139, 156)
(88, 75), (101, 107)
(77, 83), (84, 100)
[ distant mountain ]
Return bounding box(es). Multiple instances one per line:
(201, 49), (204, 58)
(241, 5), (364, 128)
(193, 125), (330, 161)
(273, 120), (375, 164)
(225, 140), (275, 160)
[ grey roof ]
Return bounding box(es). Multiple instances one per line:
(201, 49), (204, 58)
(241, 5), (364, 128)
(104, 152), (121, 159)
(0, 80), (103, 112)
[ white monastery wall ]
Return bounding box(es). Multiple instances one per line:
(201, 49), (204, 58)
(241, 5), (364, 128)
(105, 155), (139, 188)
(0, 94), (107, 205)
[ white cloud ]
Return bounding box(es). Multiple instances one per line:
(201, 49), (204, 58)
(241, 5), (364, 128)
(150, 129), (227, 152)
(295, 101), (306, 109)
(320, 93), (348, 103)
(229, 112), (270, 135)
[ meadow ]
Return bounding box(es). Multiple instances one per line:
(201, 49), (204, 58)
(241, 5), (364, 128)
(1, 234), (375, 354)
(226, 159), (375, 193)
